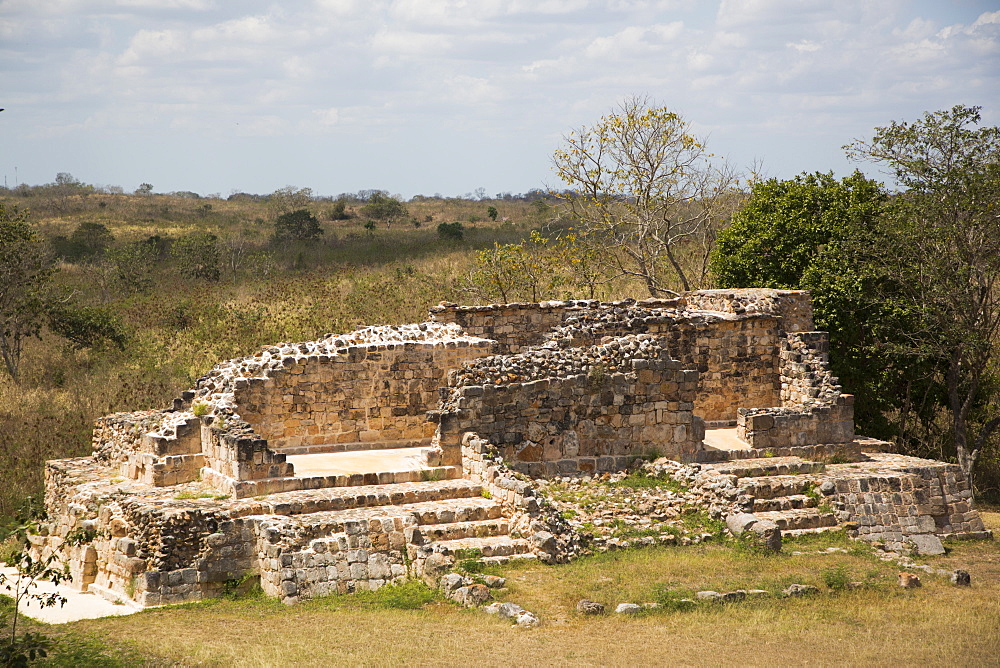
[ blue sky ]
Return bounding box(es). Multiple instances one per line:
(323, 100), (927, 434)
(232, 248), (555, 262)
(1, 0), (997, 198)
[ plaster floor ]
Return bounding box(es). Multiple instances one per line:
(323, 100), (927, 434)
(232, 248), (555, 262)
(702, 427), (751, 451)
(285, 446), (434, 476)
(0, 567), (142, 624)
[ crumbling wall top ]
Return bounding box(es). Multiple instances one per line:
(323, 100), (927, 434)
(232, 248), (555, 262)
(680, 289), (814, 332)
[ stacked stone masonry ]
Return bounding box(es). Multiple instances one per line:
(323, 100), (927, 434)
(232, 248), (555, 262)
(31, 289), (990, 608)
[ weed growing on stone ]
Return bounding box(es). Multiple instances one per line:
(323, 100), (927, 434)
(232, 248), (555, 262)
(611, 469), (687, 493)
(173, 491), (216, 500)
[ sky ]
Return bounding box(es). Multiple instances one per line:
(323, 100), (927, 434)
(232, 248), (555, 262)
(1, 0), (998, 198)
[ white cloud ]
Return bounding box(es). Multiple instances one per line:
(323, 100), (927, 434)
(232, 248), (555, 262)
(0, 0), (997, 195)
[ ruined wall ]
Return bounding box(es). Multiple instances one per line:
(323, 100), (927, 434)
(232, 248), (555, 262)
(234, 341), (491, 452)
(681, 288), (814, 333)
(736, 397), (854, 448)
(435, 335), (704, 474)
(735, 331), (854, 447)
(828, 456), (987, 545)
(257, 513), (412, 601)
(550, 309), (781, 422)
(92, 411), (204, 487)
(429, 301), (592, 353)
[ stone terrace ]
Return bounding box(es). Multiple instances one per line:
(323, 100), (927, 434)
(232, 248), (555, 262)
(31, 289), (991, 608)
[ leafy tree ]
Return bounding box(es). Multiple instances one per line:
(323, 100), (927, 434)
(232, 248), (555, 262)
(844, 105), (1000, 479)
(102, 241), (158, 296)
(269, 186), (314, 211)
(711, 171), (886, 289)
(487, 206), (498, 221)
(710, 171), (948, 447)
(436, 222), (464, 241)
(135, 183), (153, 196)
(0, 204), (56, 381)
(51, 222), (115, 262)
(46, 302), (126, 350)
(274, 209), (323, 242)
(328, 198), (352, 221)
(360, 192), (408, 230)
(552, 96), (738, 296)
(172, 232), (221, 281)
(54, 172), (80, 187)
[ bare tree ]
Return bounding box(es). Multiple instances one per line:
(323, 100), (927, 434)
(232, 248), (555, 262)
(552, 96), (739, 296)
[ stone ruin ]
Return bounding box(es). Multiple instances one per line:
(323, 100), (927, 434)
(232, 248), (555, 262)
(30, 289), (991, 606)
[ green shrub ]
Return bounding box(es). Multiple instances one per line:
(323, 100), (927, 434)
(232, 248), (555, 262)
(437, 221), (464, 241)
(274, 209), (324, 241)
(821, 565), (852, 591)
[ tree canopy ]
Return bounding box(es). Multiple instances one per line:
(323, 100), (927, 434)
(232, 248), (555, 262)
(552, 96), (738, 296)
(0, 203), (56, 381)
(360, 192), (408, 229)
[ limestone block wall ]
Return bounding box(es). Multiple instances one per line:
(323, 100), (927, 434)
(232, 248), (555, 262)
(779, 332), (842, 404)
(199, 420), (293, 481)
(256, 513), (412, 602)
(829, 457), (987, 544)
(735, 330), (854, 447)
(736, 396), (855, 447)
(234, 340), (493, 452)
(429, 301), (595, 353)
(92, 411), (203, 487)
(435, 335), (704, 474)
(681, 288), (815, 333)
(551, 309), (781, 422)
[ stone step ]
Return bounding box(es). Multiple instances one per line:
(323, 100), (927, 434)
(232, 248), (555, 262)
(737, 476), (817, 499)
(707, 457), (826, 479)
(781, 526), (844, 539)
(752, 494), (818, 512)
(753, 509), (838, 531)
(228, 478), (485, 518)
(404, 497), (504, 525)
(416, 519), (510, 542)
(248, 498), (507, 540)
(481, 553), (540, 566)
(431, 536), (533, 559)
(276, 438), (434, 456)
(226, 466), (462, 500)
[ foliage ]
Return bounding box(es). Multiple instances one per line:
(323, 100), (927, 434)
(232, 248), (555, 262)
(711, 171), (886, 289)
(102, 241), (158, 296)
(844, 105), (1000, 480)
(172, 232), (221, 281)
(50, 222), (115, 262)
(0, 499), (81, 665)
(552, 96), (739, 296)
(360, 192), (408, 230)
(0, 204), (57, 381)
(487, 206), (498, 221)
(46, 302), (127, 351)
(436, 221), (464, 241)
(328, 198), (352, 221)
(274, 209), (324, 242)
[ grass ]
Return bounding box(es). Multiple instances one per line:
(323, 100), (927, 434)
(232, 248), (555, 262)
(6, 512), (992, 666)
(610, 469), (688, 493)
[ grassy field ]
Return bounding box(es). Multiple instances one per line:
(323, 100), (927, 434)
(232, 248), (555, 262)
(9, 511), (997, 667)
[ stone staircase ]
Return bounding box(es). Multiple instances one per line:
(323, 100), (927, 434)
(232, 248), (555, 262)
(707, 456), (840, 538)
(225, 473), (536, 601)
